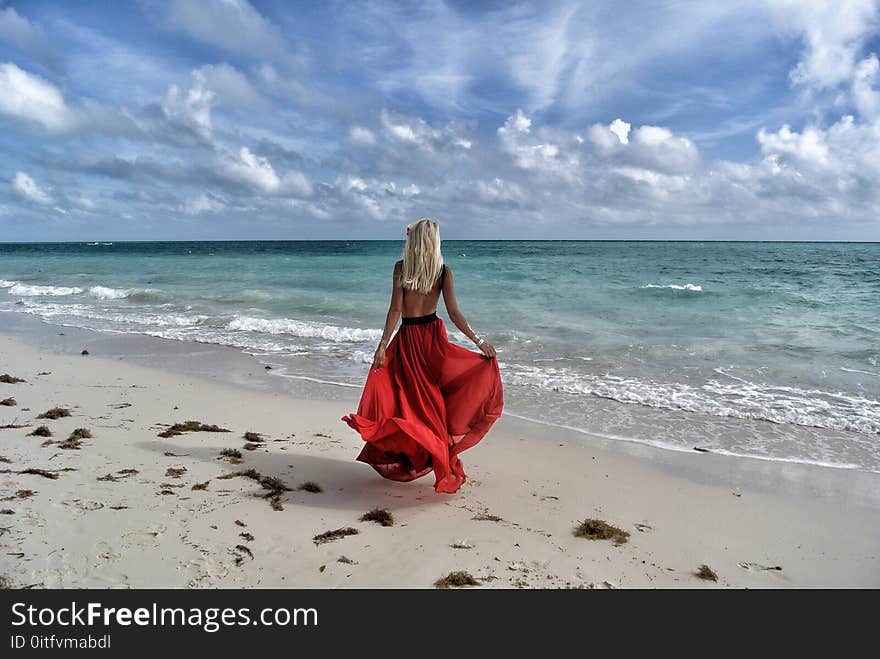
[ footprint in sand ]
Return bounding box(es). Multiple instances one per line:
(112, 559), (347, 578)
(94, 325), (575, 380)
(184, 556), (230, 588)
(122, 524), (167, 547)
(93, 541), (122, 563)
(61, 499), (104, 511)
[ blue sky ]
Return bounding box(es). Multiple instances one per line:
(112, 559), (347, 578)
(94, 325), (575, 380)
(1, 0), (879, 240)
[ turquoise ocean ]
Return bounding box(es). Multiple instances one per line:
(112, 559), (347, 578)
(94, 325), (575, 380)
(1, 240), (878, 471)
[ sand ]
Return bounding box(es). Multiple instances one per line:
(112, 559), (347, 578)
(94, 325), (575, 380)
(1, 332), (879, 588)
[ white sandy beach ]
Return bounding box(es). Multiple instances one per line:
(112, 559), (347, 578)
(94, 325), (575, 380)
(1, 331), (879, 589)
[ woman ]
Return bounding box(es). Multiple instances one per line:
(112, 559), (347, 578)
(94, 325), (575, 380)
(343, 218), (503, 494)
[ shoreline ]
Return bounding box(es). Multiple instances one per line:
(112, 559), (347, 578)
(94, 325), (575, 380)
(1, 322), (879, 587)
(2, 309), (879, 508)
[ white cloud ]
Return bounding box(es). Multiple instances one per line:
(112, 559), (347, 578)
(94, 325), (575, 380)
(768, 0), (879, 90)
(164, 0), (291, 62)
(161, 64), (267, 139)
(223, 146), (279, 192)
(220, 147), (312, 197)
(757, 124), (831, 166)
(853, 53), (880, 119)
(162, 70), (216, 138)
(498, 110), (578, 177)
(183, 193), (225, 214)
(0, 62), (72, 132)
(349, 125), (376, 145)
(609, 118), (630, 144)
(383, 114), (417, 143)
(498, 109), (531, 136)
(12, 171), (53, 205)
(380, 109), (473, 152)
(343, 176), (367, 192)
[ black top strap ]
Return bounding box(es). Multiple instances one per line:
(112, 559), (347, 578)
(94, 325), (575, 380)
(440, 264), (446, 289)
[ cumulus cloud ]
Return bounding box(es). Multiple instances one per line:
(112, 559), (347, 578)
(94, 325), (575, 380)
(0, 62), (140, 140)
(12, 171), (53, 205)
(609, 118), (630, 145)
(219, 147), (312, 197)
(0, 62), (72, 132)
(380, 109), (473, 152)
(162, 70), (216, 138)
(768, 0), (879, 90)
(160, 64), (268, 139)
(757, 124), (830, 166)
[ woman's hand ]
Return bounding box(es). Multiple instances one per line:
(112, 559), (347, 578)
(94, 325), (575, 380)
(478, 341), (496, 358)
(372, 344), (386, 370)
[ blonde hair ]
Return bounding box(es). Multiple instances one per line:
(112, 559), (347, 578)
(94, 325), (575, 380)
(400, 218), (443, 294)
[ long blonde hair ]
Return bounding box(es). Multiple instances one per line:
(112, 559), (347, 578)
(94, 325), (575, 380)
(400, 218), (443, 294)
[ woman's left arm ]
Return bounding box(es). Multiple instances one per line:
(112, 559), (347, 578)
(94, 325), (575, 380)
(372, 261), (403, 370)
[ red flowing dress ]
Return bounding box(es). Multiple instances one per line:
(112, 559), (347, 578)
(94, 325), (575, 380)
(342, 266), (503, 494)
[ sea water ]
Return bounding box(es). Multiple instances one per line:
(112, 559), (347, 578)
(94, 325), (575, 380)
(1, 240), (878, 471)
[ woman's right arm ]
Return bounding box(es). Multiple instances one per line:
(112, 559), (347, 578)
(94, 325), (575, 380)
(372, 261), (404, 370)
(441, 266), (496, 358)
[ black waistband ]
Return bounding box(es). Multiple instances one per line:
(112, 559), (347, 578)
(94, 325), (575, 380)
(401, 312), (438, 325)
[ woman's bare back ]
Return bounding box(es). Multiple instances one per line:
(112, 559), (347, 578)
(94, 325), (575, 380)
(398, 259), (445, 317)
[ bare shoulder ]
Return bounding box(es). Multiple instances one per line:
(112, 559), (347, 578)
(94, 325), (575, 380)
(394, 259), (403, 271)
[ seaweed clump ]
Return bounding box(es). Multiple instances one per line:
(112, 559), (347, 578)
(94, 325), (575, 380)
(695, 564), (718, 582)
(472, 513), (503, 522)
(37, 407), (71, 420)
(0, 398), (16, 407)
(313, 527), (359, 545)
(297, 481), (323, 493)
(360, 508), (394, 526)
(435, 571), (480, 589)
(158, 420), (230, 438)
(57, 428), (91, 450)
(574, 519), (630, 545)
(28, 426), (52, 437)
(0, 374), (25, 384)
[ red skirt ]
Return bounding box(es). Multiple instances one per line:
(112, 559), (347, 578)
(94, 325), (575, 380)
(342, 314), (503, 493)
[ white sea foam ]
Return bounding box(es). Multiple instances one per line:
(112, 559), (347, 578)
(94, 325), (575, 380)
(9, 283), (84, 296)
(227, 315), (382, 342)
(87, 286), (131, 300)
(0, 280), (15, 288)
(840, 367), (880, 378)
(505, 363), (880, 434)
(16, 300), (205, 327)
(641, 283), (703, 291)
